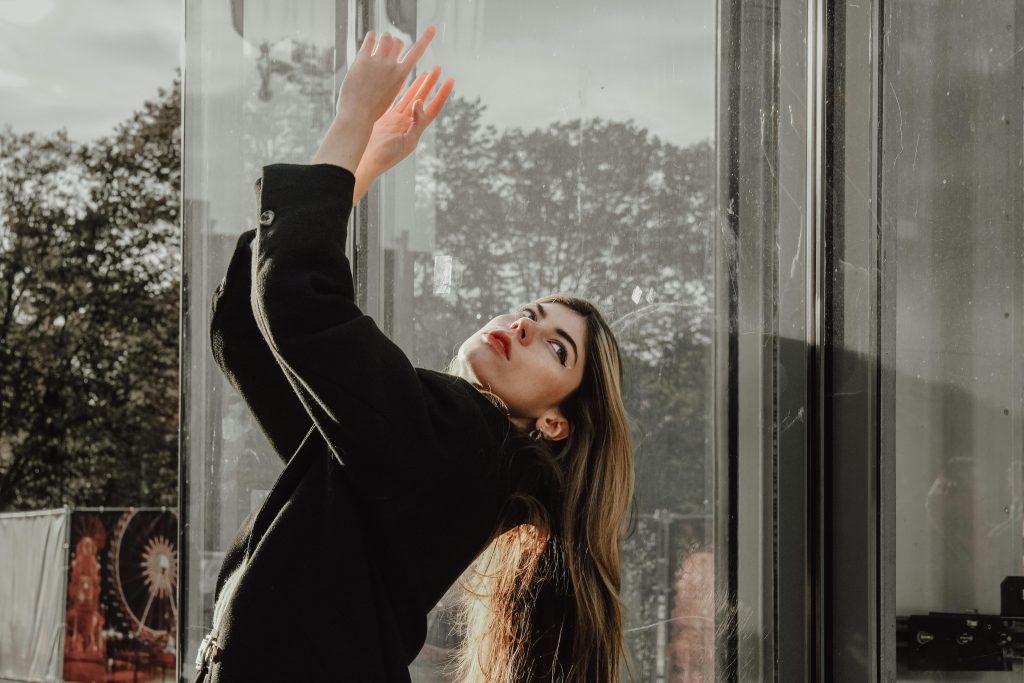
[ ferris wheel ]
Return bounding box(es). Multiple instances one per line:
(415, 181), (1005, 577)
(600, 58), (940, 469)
(107, 509), (178, 645)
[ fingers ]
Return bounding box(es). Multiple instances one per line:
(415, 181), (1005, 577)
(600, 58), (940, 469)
(393, 70), (432, 113)
(399, 25), (436, 67)
(364, 25), (435, 65)
(359, 30), (376, 55)
(405, 77), (454, 135)
(351, 26), (441, 124)
(367, 31), (400, 57)
(423, 78), (455, 122)
(406, 74), (454, 127)
(396, 70), (452, 126)
(394, 67), (440, 114)
(410, 67), (441, 108)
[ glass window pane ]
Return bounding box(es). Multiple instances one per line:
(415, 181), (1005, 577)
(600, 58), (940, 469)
(178, 1), (784, 680)
(885, 3), (1024, 679)
(716, 0), (813, 678)
(181, 0), (345, 669)
(367, 1), (719, 678)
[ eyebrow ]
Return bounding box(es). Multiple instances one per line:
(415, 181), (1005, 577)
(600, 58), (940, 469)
(535, 302), (579, 365)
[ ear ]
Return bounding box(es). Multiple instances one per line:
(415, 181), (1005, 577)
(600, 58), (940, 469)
(534, 408), (571, 442)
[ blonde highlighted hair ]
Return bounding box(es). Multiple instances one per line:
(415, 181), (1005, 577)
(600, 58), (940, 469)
(447, 294), (635, 682)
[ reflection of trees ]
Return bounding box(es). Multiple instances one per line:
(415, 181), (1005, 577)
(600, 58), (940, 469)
(227, 39), (340, 503)
(622, 515), (715, 682)
(242, 40), (337, 177)
(412, 97), (715, 517)
(241, 83), (719, 679)
(405, 98), (716, 680)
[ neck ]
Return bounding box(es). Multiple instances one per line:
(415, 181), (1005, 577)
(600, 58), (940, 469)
(509, 415), (534, 432)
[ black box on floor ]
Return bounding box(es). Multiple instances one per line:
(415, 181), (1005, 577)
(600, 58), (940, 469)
(1000, 576), (1024, 617)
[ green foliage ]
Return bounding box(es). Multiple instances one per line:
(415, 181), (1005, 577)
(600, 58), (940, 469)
(0, 78), (181, 510)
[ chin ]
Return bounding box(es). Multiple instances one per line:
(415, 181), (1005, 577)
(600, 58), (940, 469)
(459, 343), (491, 384)
(462, 341), (512, 395)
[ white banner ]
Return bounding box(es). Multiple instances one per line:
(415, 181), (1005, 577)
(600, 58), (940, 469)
(0, 508), (68, 683)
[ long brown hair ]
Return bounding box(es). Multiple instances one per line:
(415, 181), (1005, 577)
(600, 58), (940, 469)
(447, 294), (635, 682)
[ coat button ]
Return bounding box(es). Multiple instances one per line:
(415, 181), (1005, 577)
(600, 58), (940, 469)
(259, 210), (275, 226)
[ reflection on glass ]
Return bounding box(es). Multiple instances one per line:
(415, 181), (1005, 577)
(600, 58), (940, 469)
(887, 2), (1024, 679)
(373, 2), (718, 678)
(181, 0), (343, 670)
(184, 0), (719, 679)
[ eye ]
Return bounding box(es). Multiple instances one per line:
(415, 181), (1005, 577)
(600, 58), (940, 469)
(550, 341), (568, 365)
(521, 308), (566, 365)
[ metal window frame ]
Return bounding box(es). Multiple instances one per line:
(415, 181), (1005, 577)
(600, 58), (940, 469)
(817, 0), (892, 679)
(352, 0), (417, 332)
(715, 0), (816, 679)
(717, 0), (892, 680)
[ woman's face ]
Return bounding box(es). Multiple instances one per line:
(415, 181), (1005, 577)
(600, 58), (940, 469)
(459, 301), (587, 439)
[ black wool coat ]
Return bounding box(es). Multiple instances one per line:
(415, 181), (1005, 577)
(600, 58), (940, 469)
(203, 163), (521, 682)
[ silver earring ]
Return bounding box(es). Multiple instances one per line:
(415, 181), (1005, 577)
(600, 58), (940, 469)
(529, 429), (544, 441)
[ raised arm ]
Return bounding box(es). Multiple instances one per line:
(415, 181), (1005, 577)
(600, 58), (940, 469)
(319, 26), (453, 203)
(213, 27), (451, 466)
(250, 163), (506, 487)
(246, 159), (500, 479)
(210, 226), (313, 464)
(246, 29), (501, 485)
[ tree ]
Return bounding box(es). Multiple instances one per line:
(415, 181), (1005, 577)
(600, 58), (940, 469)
(0, 78), (180, 510)
(401, 102), (716, 677)
(407, 97), (716, 515)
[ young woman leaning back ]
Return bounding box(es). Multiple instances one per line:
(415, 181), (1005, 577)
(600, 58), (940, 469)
(201, 26), (635, 683)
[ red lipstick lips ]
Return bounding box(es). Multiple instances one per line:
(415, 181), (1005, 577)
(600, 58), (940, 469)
(486, 331), (512, 360)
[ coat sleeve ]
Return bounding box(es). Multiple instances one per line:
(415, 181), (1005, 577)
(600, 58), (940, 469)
(210, 228), (314, 464)
(249, 163), (504, 486)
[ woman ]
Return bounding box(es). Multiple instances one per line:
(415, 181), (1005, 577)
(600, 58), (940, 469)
(200, 26), (634, 683)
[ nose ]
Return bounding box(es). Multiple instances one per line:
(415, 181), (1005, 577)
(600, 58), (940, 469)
(510, 316), (536, 343)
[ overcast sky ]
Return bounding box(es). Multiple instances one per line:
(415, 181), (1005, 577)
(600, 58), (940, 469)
(0, 0), (181, 142)
(418, 0), (716, 145)
(0, 0), (714, 146)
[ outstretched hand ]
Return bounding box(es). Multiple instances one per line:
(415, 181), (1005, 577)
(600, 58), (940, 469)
(313, 26), (453, 198)
(336, 27), (436, 123)
(357, 67), (454, 180)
